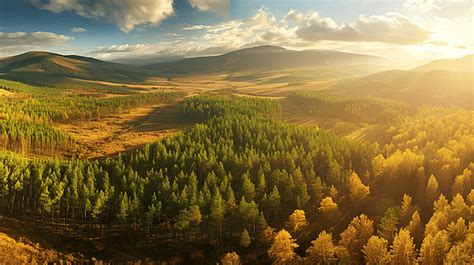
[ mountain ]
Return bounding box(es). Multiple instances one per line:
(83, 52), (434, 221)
(0, 46), (386, 85)
(0, 51), (145, 84)
(143, 45), (386, 75)
(112, 55), (186, 65)
(413, 54), (473, 72)
(329, 70), (473, 109)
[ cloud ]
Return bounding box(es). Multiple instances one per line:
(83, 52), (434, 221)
(0, 31), (73, 56)
(0, 31), (72, 47)
(31, 0), (175, 32)
(70, 27), (87, 33)
(188, 0), (229, 15)
(403, 0), (473, 17)
(295, 12), (430, 44)
(403, 0), (441, 13)
(182, 25), (211, 31)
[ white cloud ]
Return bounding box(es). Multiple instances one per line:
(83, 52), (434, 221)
(403, 0), (441, 13)
(188, 0), (230, 15)
(70, 27), (87, 33)
(0, 31), (73, 56)
(31, 0), (175, 32)
(295, 12), (430, 44)
(0, 31), (72, 48)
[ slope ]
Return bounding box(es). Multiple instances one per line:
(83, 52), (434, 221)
(329, 70), (473, 109)
(144, 45), (386, 75)
(0, 51), (146, 85)
(413, 54), (473, 72)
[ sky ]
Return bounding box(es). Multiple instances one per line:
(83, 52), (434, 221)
(0, 0), (472, 65)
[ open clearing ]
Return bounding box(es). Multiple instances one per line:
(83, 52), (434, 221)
(56, 101), (194, 158)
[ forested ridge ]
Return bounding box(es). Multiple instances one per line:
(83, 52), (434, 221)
(0, 91), (472, 263)
(0, 79), (184, 155)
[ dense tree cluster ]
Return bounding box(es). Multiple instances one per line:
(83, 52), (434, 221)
(0, 90), (472, 263)
(287, 92), (412, 124)
(0, 79), (184, 154)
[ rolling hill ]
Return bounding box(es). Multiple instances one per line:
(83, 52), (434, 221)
(329, 70), (473, 109)
(143, 45), (386, 75)
(413, 54), (473, 72)
(0, 46), (386, 86)
(0, 51), (146, 85)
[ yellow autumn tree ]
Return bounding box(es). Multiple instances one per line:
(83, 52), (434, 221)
(338, 214), (374, 263)
(347, 172), (370, 204)
(390, 229), (416, 265)
(306, 231), (337, 265)
(419, 230), (451, 265)
(319, 196), (338, 214)
(221, 252), (242, 265)
(362, 236), (390, 265)
(268, 229), (299, 265)
(286, 209), (308, 234)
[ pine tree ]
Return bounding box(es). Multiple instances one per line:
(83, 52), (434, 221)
(240, 228), (251, 248)
(378, 208), (399, 243)
(267, 229), (299, 265)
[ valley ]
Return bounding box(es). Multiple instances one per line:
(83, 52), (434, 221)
(0, 45), (472, 264)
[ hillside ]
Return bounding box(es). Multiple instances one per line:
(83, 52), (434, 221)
(0, 51), (145, 85)
(414, 54), (473, 72)
(144, 45), (386, 75)
(329, 70), (473, 109)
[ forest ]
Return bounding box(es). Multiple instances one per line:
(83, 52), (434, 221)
(0, 88), (472, 263)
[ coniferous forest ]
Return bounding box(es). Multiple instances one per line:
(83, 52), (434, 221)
(0, 2), (473, 262)
(0, 82), (472, 263)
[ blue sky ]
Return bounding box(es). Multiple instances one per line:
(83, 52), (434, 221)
(0, 0), (472, 63)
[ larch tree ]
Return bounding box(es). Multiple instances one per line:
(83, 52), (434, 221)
(347, 172), (370, 206)
(406, 210), (423, 245)
(390, 229), (416, 265)
(286, 209), (308, 234)
(319, 196), (338, 215)
(445, 233), (474, 264)
(338, 214), (374, 263)
(446, 217), (467, 243)
(267, 229), (299, 265)
(306, 231), (337, 265)
(221, 252), (242, 265)
(419, 230), (451, 265)
(362, 236), (390, 265)
(399, 194), (413, 225)
(425, 175), (440, 210)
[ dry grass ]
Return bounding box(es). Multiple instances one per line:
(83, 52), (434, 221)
(56, 101), (193, 158)
(0, 231), (77, 264)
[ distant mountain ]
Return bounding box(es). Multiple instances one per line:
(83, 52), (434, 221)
(0, 46), (387, 85)
(112, 55), (186, 65)
(143, 45), (386, 75)
(329, 70), (473, 109)
(413, 54), (473, 72)
(0, 51), (145, 84)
